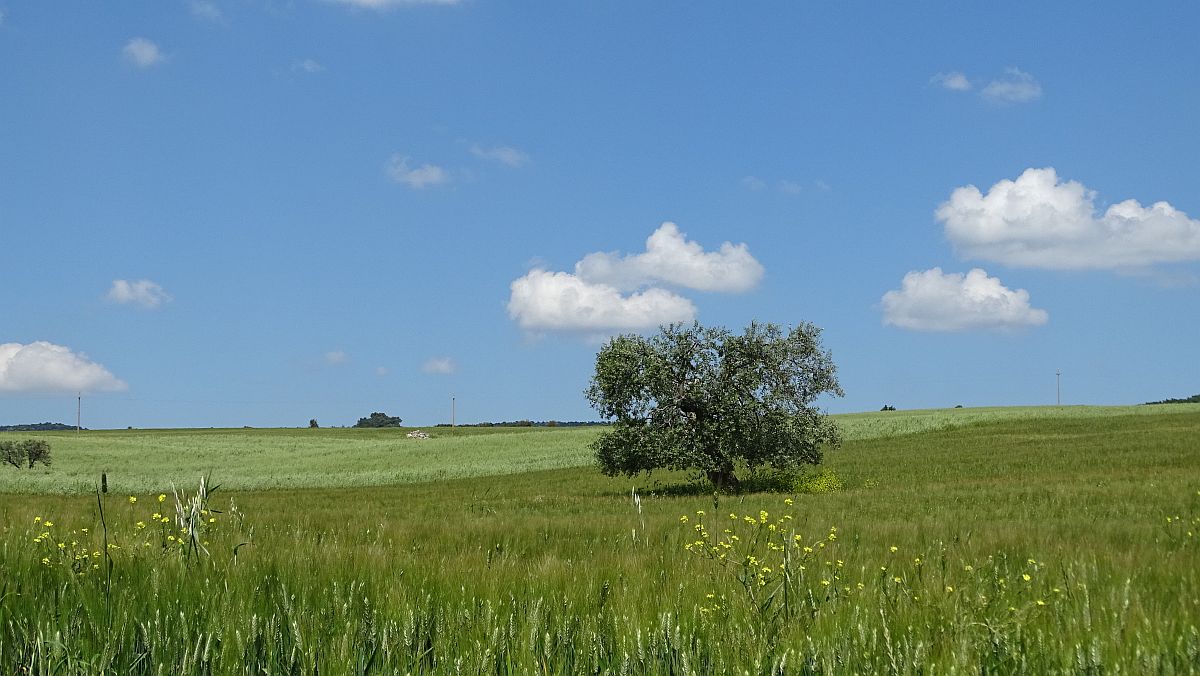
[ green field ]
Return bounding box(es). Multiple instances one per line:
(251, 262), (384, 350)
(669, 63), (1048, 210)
(3, 404), (1192, 494)
(1, 405), (1198, 673)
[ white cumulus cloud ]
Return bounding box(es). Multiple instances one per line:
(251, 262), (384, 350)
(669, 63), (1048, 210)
(931, 71), (972, 91)
(470, 144), (529, 168)
(938, 167), (1200, 270)
(106, 279), (171, 309)
(881, 268), (1048, 332)
(508, 269), (696, 333)
(574, 222), (764, 293)
(0, 342), (127, 393)
(386, 155), (450, 189)
(324, 350), (348, 365)
(981, 67), (1042, 103)
(123, 38), (164, 68)
(422, 357), (457, 374)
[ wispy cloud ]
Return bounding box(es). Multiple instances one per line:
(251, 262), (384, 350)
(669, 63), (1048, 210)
(324, 350), (348, 365)
(740, 176), (767, 191)
(933, 67), (1042, 104)
(293, 58), (325, 74)
(386, 155), (451, 189)
(189, 1), (223, 21)
(980, 67), (1042, 104)
(106, 279), (171, 309)
(470, 144), (529, 168)
(931, 71), (971, 91)
(332, 0), (462, 10)
(422, 357), (457, 374)
(122, 38), (164, 68)
(777, 180), (804, 195)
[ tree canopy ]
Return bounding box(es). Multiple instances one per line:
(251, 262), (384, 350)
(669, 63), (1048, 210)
(354, 412), (403, 428)
(0, 439), (52, 469)
(586, 321), (843, 490)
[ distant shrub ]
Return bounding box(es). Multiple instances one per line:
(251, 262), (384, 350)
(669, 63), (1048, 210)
(0, 439), (52, 469)
(795, 468), (844, 494)
(309, 419), (319, 429)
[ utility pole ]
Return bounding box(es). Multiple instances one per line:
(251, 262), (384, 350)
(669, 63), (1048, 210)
(1056, 370), (1061, 406)
(76, 392), (81, 432)
(451, 396), (456, 428)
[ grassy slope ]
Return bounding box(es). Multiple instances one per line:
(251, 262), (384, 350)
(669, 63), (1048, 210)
(0, 408), (1197, 671)
(3, 403), (1195, 494)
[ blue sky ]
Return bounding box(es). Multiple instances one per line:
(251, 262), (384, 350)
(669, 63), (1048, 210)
(2, 2), (1198, 428)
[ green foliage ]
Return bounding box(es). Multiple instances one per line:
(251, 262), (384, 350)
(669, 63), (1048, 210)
(794, 467), (844, 494)
(354, 411), (403, 428)
(0, 439), (51, 469)
(587, 321), (843, 489)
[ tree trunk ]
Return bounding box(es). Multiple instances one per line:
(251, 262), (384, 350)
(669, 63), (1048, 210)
(706, 467), (740, 492)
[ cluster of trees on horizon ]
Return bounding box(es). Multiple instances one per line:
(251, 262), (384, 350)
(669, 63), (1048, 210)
(1145, 393), (1200, 405)
(0, 422), (79, 432)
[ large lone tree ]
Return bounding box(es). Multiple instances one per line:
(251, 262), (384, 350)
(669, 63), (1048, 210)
(586, 321), (843, 490)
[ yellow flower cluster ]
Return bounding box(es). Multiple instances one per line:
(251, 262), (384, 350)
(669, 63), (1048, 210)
(27, 485), (236, 576)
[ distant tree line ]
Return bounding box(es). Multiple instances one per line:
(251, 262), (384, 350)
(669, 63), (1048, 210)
(1145, 394), (1200, 405)
(433, 420), (607, 428)
(0, 422), (79, 432)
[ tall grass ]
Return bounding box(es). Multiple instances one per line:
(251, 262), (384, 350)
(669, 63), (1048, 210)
(0, 409), (1197, 672)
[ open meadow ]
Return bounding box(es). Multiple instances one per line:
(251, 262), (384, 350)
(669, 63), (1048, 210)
(1, 404), (1198, 673)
